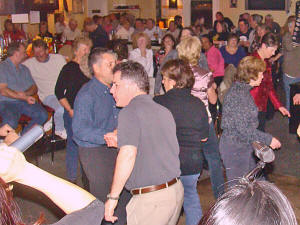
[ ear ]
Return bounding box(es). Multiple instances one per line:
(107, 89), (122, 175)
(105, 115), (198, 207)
(170, 79), (176, 88)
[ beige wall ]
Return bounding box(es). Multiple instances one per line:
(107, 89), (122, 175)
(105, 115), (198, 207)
(108, 0), (156, 19)
(219, 0), (297, 27)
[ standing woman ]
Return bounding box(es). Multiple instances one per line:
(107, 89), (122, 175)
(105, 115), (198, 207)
(220, 56), (281, 186)
(177, 36), (225, 199)
(154, 59), (209, 225)
(250, 33), (290, 131)
(220, 33), (246, 68)
(55, 37), (92, 183)
(154, 33), (178, 95)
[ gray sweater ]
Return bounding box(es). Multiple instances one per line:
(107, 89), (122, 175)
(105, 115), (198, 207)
(221, 81), (273, 145)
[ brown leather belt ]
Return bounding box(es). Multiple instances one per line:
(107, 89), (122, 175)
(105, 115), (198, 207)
(130, 177), (179, 195)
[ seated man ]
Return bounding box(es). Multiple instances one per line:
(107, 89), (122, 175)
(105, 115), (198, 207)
(61, 18), (82, 43)
(0, 42), (48, 133)
(23, 39), (67, 138)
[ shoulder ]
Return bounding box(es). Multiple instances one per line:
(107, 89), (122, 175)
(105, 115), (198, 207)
(23, 57), (36, 67)
(220, 46), (226, 53)
(50, 54), (66, 63)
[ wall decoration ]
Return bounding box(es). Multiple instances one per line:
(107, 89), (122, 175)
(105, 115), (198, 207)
(72, 0), (84, 13)
(230, 0), (237, 8)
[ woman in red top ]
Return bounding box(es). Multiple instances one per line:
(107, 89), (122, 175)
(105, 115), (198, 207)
(250, 32), (290, 131)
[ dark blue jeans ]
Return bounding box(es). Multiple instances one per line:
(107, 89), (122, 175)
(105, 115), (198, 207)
(0, 100), (48, 134)
(63, 110), (78, 182)
(202, 122), (225, 198)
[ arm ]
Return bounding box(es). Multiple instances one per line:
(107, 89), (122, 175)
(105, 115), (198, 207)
(24, 84), (38, 96)
(59, 98), (73, 117)
(72, 94), (109, 145)
(105, 145), (137, 223)
(0, 83), (35, 104)
(0, 144), (96, 214)
(207, 84), (217, 105)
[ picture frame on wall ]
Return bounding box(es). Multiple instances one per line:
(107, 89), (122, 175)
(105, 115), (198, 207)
(31, 0), (59, 11)
(230, 0), (237, 8)
(72, 0), (84, 13)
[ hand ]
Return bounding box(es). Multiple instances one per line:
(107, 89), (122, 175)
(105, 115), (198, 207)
(278, 107), (290, 117)
(26, 96), (36, 105)
(104, 199), (119, 223)
(211, 82), (217, 90)
(68, 109), (74, 118)
(201, 138), (208, 142)
(104, 131), (117, 148)
(0, 124), (14, 136)
(269, 57), (276, 63)
(4, 132), (19, 145)
(270, 137), (281, 149)
(297, 124), (300, 137)
(293, 94), (300, 105)
(0, 144), (27, 183)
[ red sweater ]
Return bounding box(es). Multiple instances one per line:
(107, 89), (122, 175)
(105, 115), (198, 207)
(250, 52), (282, 112)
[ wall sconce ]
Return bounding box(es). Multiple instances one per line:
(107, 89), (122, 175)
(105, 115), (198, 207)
(169, 0), (178, 9)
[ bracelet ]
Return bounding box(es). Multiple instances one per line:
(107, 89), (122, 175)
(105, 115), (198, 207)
(107, 194), (119, 200)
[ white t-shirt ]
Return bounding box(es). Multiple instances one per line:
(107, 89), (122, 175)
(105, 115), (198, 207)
(61, 27), (82, 42)
(115, 26), (134, 40)
(129, 48), (153, 77)
(23, 54), (66, 101)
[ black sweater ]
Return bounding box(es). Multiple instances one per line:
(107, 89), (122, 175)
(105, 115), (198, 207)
(154, 88), (209, 175)
(55, 61), (90, 108)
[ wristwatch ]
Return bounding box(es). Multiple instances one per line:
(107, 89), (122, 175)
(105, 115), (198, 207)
(107, 194), (119, 200)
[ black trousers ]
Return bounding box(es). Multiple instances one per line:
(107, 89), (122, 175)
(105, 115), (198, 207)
(79, 145), (131, 225)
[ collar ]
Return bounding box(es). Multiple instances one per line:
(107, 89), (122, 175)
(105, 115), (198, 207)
(91, 77), (111, 96)
(235, 81), (252, 90)
(165, 88), (191, 97)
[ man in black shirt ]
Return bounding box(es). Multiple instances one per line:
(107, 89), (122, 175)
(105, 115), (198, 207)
(84, 18), (108, 49)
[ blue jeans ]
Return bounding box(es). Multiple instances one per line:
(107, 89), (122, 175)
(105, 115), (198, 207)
(202, 122), (225, 198)
(63, 110), (78, 181)
(180, 174), (202, 225)
(43, 95), (64, 132)
(282, 74), (300, 111)
(0, 100), (48, 134)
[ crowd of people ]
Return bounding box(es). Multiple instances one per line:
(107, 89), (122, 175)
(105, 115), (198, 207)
(0, 9), (299, 225)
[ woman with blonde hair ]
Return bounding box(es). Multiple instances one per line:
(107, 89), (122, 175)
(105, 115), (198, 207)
(177, 36), (225, 199)
(55, 37), (92, 184)
(129, 32), (154, 94)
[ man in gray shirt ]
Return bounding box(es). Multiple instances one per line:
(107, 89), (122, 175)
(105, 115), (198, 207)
(104, 61), (183, 225)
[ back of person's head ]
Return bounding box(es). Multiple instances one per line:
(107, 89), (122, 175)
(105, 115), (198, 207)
(112, 39), (128, 61)
(161, 59), (195, 89)
(199, 180), (297, 225)
(177, 36), (202, 66)
(235, 56), (265, 83)
(7, 42), (25, 57)
(260, 32), (279, 47)
(32, 39), (48, 50)
(113, 60), (149, 93)
(178, 26), (195, 42)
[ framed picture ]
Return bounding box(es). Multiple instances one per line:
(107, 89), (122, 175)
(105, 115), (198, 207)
(31, 0), (59, 11)
(72, 0), (84, 13)
(230, 0), (237, 8)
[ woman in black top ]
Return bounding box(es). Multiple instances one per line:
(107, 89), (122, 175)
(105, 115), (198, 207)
(154, 59), (209, 225)
(55, 37), (91, 183)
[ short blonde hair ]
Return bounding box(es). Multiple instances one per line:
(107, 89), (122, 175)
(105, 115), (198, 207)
(177, 36), (201, 66)
(72, 36), (92, 53)
(236, 56), (266, 83)
(131, 32), (151, 49)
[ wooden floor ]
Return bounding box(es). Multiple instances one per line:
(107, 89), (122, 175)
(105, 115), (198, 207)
(12, 150), (300, 225)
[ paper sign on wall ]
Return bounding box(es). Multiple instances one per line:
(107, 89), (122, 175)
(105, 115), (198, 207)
(12, 14), (29, 23)
(30, 11), (40, 24)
